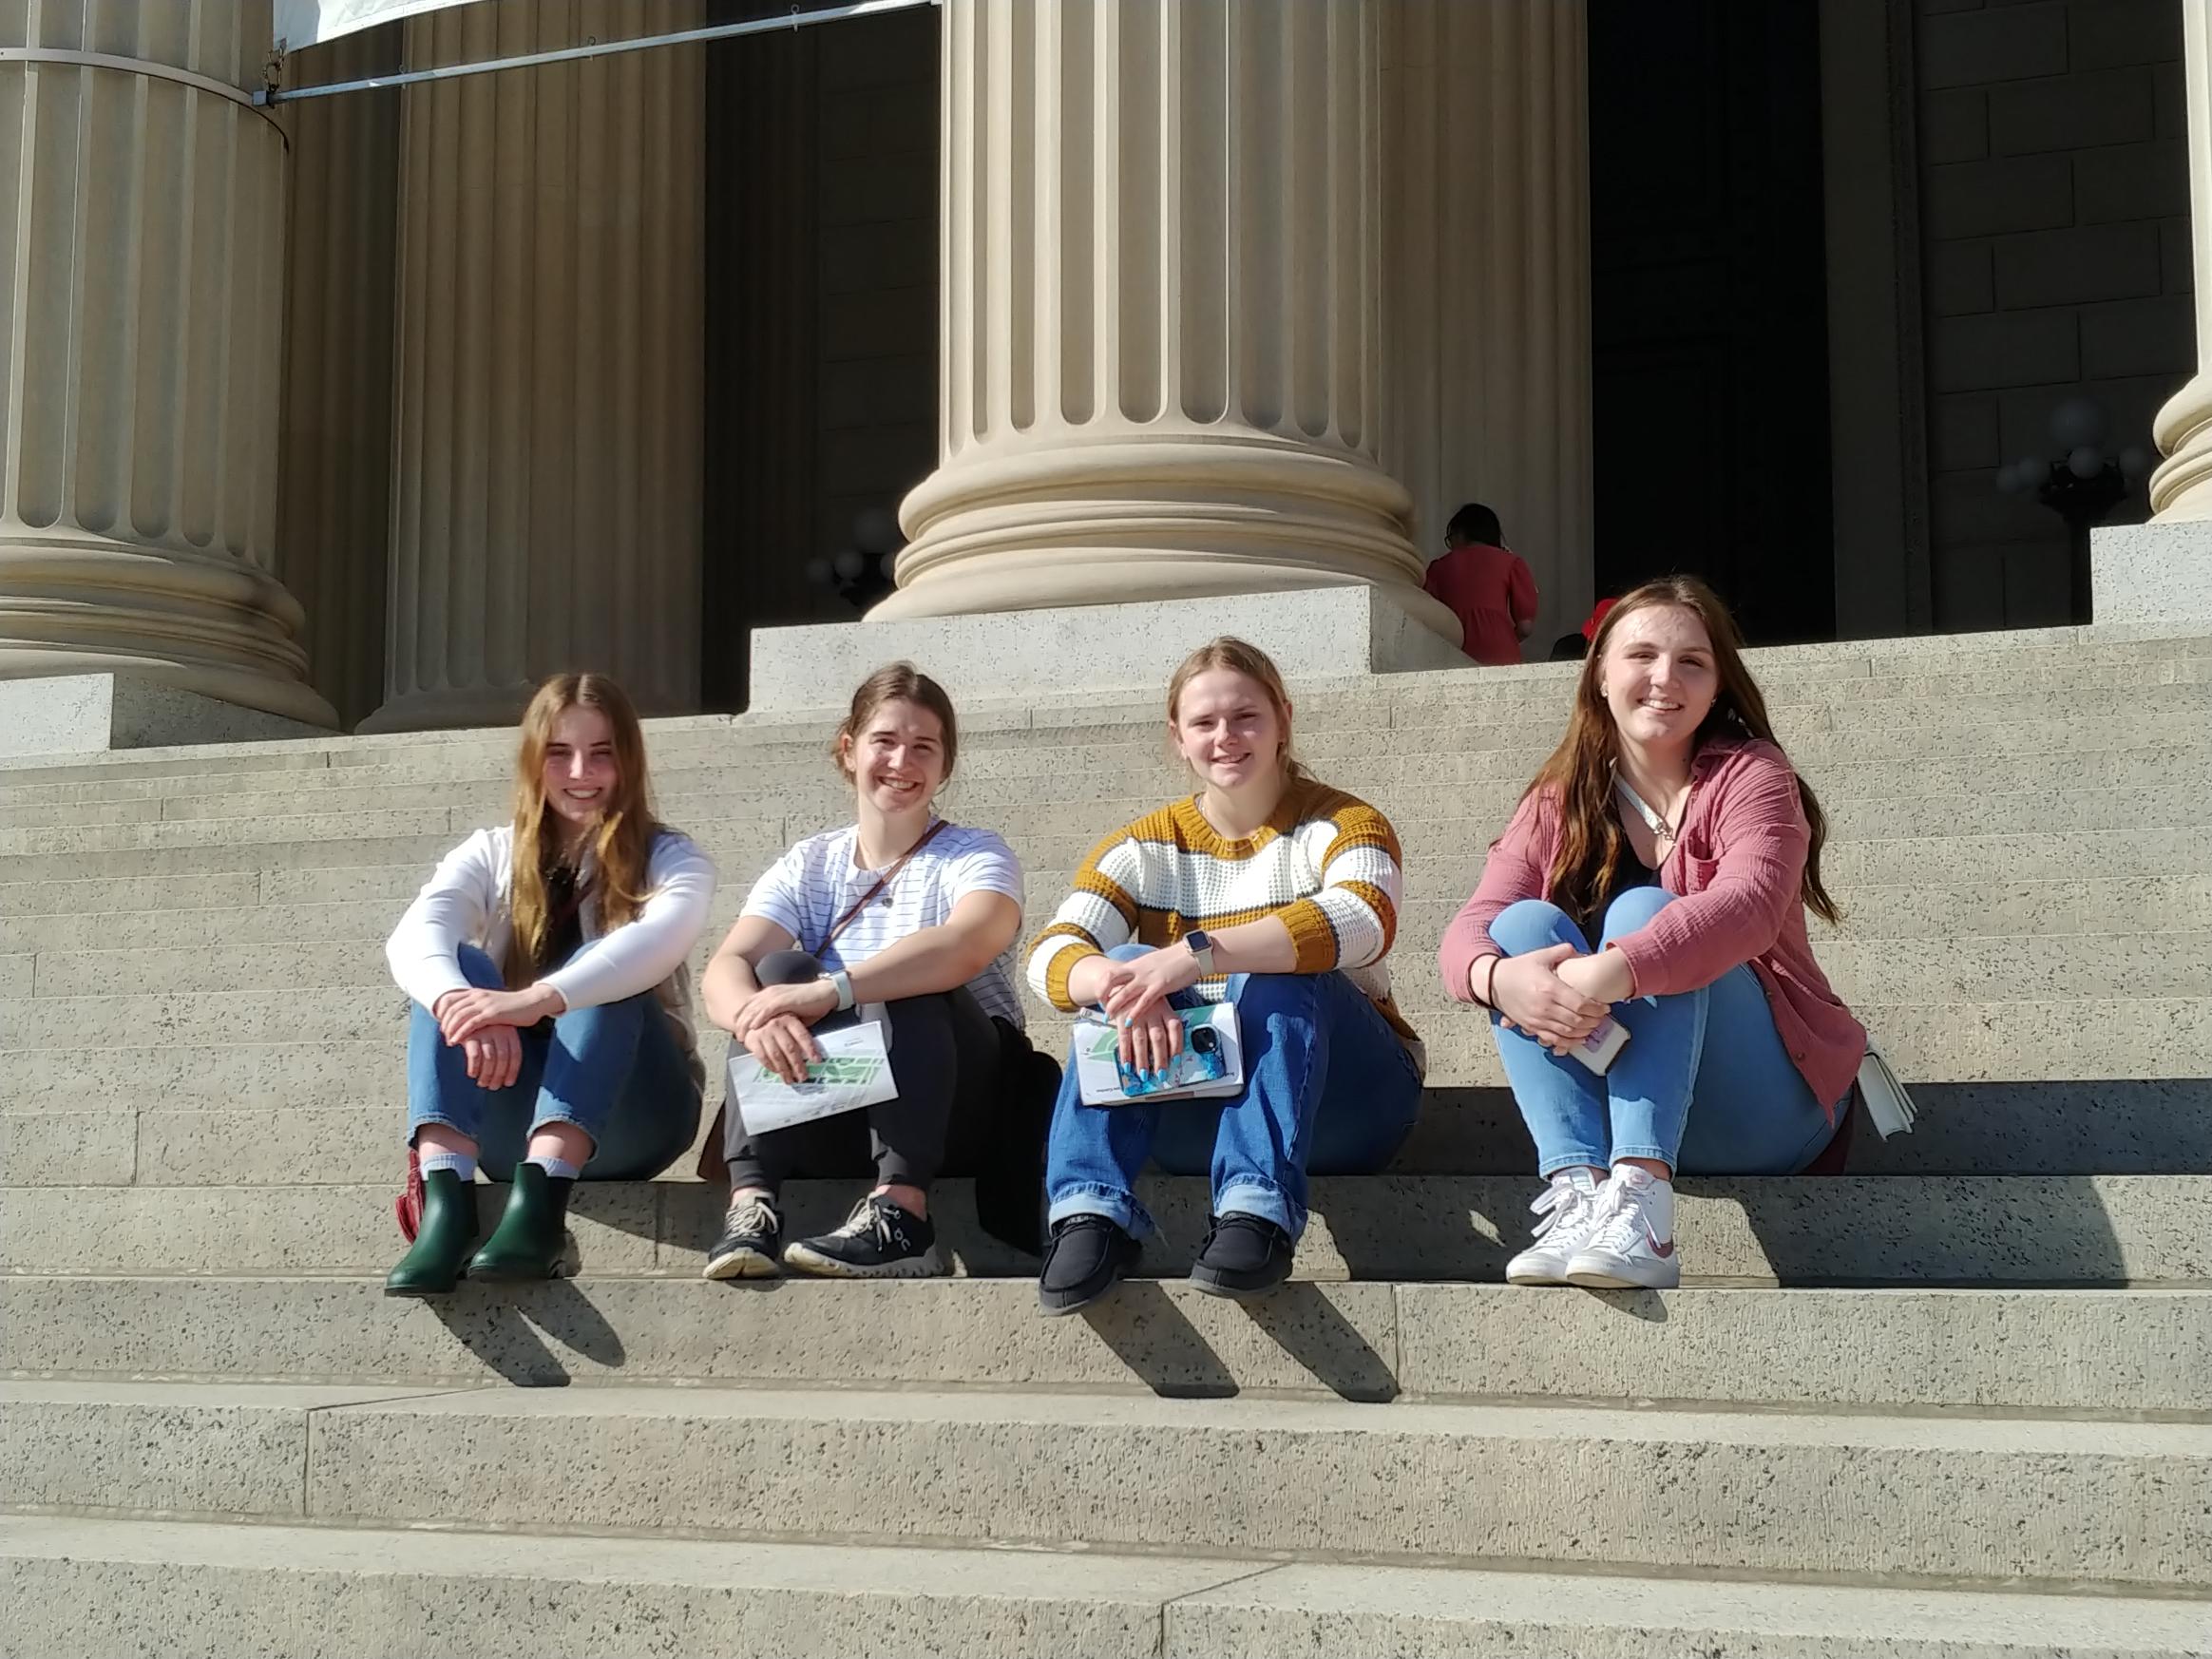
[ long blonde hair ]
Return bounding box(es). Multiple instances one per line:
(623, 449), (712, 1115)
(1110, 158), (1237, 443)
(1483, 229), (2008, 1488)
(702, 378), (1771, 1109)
(1165, 637), (1312, 783)
(1522, 576), (1839, 925)
(505, 673), (665, 983)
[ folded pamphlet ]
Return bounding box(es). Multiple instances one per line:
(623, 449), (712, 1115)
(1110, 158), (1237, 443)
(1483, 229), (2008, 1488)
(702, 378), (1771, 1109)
(728, 1020), (896, 1135)
(1073, 1003), (1244, 1106)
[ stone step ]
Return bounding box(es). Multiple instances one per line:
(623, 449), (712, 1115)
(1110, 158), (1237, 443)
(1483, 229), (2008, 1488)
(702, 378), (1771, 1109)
(7, 1275), (2207, 1416)
(3, 1174), (2202, 1287)
(11, 868), (2211, 950)
(5, 988), (2198, 1083)
(7, 1515), (2206, 1659)
(7, 1380), (2204, 1589)
(17, 928), (2209, 1007)
(10, 1078), (2206, 1185)
(11, 736), (2212, 831)
(0, 820), (2203, 897)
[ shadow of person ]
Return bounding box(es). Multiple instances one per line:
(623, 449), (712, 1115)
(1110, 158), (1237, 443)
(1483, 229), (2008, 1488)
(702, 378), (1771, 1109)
(428, 1274), (628, 1387)
(1242, 1285), (1400, 1402)
(1079, 1280), (1239, 1398)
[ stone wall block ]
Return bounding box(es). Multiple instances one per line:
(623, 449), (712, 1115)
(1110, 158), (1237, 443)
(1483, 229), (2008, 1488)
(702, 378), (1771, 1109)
(1932, 310), (2082, 391)
(1988, 66), (2159, 154)
(1992, 221), (2163, 309)
(1919, 3), (2069, 91)
(1925, 155), (2074, 238)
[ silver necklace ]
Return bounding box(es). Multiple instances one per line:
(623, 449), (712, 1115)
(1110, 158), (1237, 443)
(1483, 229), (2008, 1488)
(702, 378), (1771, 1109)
(1613, 775), (1687, 844)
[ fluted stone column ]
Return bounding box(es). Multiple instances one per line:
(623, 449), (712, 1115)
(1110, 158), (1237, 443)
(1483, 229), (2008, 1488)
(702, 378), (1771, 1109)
(2150, 0), (2212, 523)
(1380, 0), (1593, 653)
(876, 0), (1458, 641)
(0, 0), (337, 726)
(363, 0), (704, 733)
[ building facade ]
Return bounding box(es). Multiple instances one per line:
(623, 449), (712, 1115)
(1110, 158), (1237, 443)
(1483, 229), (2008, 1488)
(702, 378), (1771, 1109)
(3, 0), (2208, 733)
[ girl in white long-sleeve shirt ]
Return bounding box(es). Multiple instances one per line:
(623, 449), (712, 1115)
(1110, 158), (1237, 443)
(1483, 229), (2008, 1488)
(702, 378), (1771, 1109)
(384, 673), (716, 1297)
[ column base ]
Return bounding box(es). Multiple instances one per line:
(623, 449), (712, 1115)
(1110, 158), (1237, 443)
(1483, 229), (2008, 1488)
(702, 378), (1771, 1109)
(2092, 521), (2212, 628)
(751, 585), (1475, 714)
(0, 673), (333, 759)
(358, 682), (542, 735)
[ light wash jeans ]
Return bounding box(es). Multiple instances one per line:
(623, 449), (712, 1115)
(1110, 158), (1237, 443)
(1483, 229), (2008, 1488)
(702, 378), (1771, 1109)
(1046, 944), (1422, 1240)
(404, 944), (700, 1181)
(1488, 887), (1845, 1176)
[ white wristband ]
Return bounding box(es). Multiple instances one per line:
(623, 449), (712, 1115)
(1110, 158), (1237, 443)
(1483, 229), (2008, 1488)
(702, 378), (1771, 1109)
(826, 969), (855, 1012)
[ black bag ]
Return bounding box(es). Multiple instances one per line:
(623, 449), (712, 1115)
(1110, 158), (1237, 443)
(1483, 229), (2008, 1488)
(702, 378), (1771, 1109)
(973, 1018), (1059, 1257)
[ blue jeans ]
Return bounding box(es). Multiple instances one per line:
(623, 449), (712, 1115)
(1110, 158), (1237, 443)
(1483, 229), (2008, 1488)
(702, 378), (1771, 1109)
(1046, 944), (1422, 1240)
(405, 944), (701, 1181)
(1488, 889), (1844, 1176)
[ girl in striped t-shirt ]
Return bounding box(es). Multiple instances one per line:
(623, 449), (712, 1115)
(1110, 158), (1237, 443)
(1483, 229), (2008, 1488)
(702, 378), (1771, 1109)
(1027, 639), (1423, 1314)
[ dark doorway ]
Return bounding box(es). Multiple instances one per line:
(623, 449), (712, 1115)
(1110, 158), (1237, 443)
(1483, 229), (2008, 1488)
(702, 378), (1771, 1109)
(1588, 0), (1836, 644)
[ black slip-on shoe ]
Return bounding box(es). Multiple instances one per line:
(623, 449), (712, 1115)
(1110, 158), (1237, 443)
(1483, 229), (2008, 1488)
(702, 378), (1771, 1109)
(1038, 1215), (1139, 1317)
(1189, 1212), (1294, 1299)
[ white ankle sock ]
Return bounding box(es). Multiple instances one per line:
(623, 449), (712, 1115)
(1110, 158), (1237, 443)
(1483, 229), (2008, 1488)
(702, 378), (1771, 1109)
(528, 1154), (582, 1180)
(418, 1150), (476, 1182)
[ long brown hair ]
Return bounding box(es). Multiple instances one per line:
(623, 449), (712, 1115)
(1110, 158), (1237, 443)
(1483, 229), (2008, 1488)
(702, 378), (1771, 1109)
(1165, 637), (1312, 783)
(831, 662), (960, 784)
(1523, 577), (1839, 925)
(505, 673), (664, 983)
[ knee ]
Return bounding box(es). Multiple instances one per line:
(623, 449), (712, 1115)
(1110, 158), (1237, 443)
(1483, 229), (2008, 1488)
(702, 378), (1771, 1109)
(1489, 899), (1577, 957)
(756, 949), (823, 988)
(1230, 971), (1322, 1023)
(455, 944), (505, 990)
(1600, 886), (1675, 943)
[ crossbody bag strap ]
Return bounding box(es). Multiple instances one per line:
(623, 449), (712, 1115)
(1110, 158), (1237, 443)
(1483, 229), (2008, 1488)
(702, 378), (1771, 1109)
(818, 818), (952, 955)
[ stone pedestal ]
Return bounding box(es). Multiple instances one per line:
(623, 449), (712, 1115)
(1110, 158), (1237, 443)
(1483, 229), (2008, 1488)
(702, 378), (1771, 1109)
(0, 2), (336, 729)
(1380, 0), (1594, 652)
(362, 0), (705, 733)
(874, 0), (1458, 645)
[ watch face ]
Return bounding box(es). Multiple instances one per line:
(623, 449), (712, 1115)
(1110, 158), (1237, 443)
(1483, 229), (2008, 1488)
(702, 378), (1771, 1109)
(1187, 930), (1211, 953)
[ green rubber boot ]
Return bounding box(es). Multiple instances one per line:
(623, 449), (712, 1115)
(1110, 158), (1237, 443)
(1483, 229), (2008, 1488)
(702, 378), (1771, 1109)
(466, 1162), (575, 1282)
(384, 1169), (481, 1297)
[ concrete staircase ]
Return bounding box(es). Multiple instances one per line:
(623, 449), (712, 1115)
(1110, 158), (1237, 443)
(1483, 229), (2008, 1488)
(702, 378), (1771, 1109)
(4, 624), (2209, 1657)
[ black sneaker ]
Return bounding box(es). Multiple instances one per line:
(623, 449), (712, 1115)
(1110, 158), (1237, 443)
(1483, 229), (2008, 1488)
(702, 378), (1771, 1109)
(782, 1193), (947, 1279)
(1038, 1215), (1139, 1317)
(702, 1192), (782, 1281)
(1190, 1212), (1294, 1299)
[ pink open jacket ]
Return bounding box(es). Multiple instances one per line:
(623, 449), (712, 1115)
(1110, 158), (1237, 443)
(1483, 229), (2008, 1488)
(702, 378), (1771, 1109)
(1437, 735), (1868, 1114)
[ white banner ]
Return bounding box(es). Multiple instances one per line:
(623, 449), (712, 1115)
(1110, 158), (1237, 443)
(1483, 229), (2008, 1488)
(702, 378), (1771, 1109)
(274, 0), (473, 53)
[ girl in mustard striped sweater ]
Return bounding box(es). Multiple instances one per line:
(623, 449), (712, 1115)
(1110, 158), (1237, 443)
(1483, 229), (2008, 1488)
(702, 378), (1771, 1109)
(1026, 639), (1424, 1313)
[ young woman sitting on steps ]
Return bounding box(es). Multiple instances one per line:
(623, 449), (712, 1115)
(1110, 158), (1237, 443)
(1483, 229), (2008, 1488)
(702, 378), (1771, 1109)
(1028, 638), (1424, 1315)
(698, 663), (1028, 1280)
(384, 673), (717, 1297)
(1439, 576), (1868, 1291)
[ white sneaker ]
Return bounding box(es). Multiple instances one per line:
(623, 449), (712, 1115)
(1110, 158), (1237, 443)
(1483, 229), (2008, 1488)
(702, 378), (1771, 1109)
(1504, 1168), (1605, 1286)
(1565, 1166), (1680, 1289)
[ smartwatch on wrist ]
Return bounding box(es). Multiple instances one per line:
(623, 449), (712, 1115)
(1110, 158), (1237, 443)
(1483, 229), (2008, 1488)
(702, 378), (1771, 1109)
(826, 969), (856, 1012)
(1184, 930), (1216, 975)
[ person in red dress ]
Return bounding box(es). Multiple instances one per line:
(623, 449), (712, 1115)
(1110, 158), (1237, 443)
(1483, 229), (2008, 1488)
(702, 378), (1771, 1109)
(1422, 503), (1540, 666)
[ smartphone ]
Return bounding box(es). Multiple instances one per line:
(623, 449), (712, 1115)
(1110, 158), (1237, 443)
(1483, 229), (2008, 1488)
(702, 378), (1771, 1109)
(1567, 1016), (1630, 1076)
(1116, 1019), (1229, 1096)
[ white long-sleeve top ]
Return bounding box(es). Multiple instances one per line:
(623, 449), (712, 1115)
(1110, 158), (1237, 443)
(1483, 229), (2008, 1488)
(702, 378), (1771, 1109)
(385, 826), (718, 1084)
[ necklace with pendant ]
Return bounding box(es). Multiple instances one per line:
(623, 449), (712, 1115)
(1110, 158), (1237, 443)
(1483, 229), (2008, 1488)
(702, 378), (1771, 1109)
(1614, 776), (1687, 847)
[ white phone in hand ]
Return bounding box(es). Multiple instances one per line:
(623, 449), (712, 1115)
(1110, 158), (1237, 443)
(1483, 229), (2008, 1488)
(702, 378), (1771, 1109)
(1567, 1016), (1630, 1076)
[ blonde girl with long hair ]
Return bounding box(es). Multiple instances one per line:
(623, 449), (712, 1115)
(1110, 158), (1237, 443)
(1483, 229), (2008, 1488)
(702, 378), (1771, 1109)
(1439, 577), (1867, 1290)
(384, 673), (716, 1296)
(1026, 638), (1423, 1314)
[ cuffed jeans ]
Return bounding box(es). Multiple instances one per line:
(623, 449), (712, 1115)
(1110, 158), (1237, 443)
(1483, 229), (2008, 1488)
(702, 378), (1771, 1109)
(1045, 944), (1422, 1240)
(721, 949), (1000, 1192)
(1487, 888), (1845, 1176)
(404, 944), (701, 1181)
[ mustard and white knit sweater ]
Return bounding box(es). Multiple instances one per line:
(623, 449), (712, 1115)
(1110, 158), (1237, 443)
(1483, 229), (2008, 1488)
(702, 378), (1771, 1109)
(1024, 777), (1419, 1046)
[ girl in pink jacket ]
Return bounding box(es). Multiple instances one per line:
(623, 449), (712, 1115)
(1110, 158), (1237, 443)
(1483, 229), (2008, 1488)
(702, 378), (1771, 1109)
(1437, 576), (1867, 1290)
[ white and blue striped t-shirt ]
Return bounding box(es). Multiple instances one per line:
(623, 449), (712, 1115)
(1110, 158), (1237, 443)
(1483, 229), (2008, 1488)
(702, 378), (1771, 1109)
(740, 820), (1027, 1028)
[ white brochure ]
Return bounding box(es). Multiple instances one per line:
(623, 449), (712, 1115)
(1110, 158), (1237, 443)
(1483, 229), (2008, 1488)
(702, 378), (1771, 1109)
(728, 1020), (896, 1134)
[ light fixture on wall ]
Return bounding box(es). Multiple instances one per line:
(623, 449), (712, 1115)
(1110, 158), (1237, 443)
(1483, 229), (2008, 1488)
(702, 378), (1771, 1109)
(1993, 397), (2151, 623)
(805, 507), (906, 611)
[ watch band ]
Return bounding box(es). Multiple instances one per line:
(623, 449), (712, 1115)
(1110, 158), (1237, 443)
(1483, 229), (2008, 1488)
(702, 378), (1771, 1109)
(1185, 930), (1215, 975)
(827, 969), (856, 1012)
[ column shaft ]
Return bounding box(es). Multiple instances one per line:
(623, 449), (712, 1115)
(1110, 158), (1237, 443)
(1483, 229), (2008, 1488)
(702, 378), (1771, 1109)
(876, 0), (1456, 639)
(366, 0), (704, 734)
(0, 0), (336, 725)
(1380, 0), (1593, 650)
(2151, 0), (2212, 520)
